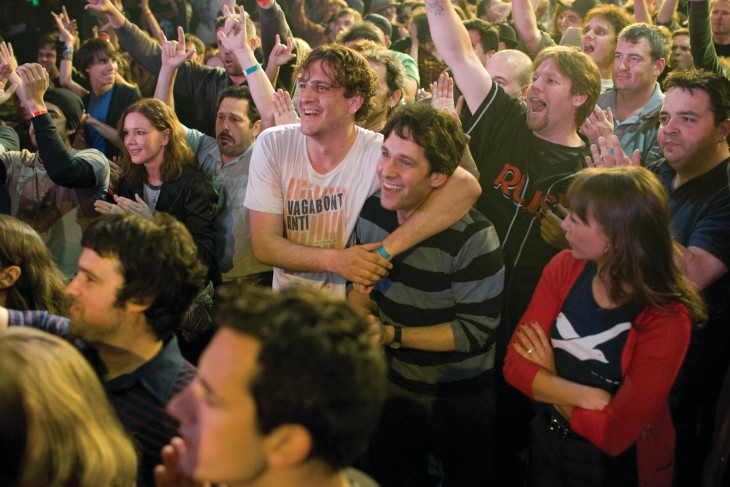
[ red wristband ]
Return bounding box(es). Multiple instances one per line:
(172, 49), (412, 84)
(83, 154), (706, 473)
(31, 110), (48, 118)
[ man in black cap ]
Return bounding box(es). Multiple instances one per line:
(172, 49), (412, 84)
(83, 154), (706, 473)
(0, 61), (109, 278)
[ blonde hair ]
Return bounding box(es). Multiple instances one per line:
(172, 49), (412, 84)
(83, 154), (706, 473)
(0, 328), (138, 486)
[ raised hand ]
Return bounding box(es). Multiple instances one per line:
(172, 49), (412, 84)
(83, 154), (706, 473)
(51, 6), (78, 45)
(15, 64), (50, 110)
(268, 34), (296, 68)
(585, 135), (641, 168)
(0, 64), (17, 105)
(430, 72), (458, 119)
(161, 26), (196, 69)
(272, 88), (299, 125)
(216, 4), (248, 52)
(580, 105), (614, 145)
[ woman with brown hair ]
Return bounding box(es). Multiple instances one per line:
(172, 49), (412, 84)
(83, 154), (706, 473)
(95, 98), (219, 282)
(0, 214), (68, 314)
(504, 166), (706, 487)
(0, 327), (137, 486)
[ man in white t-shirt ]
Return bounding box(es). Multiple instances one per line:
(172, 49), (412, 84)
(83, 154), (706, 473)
(245, 43), (480, 296)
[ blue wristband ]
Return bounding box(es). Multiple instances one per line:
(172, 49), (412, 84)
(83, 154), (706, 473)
(244, 63), (261, 76)
(377, 246), (391, 260)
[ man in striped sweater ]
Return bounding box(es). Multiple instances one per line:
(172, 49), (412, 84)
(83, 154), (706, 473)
(349, 103), (505, 486)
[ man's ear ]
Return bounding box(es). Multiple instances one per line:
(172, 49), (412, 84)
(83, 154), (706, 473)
(248, 36), (259, 51)
(388, 89), (402, 108)
(717, 118), (730, 143)
(0, 266), (21, 289)
(429, 171), (448, 189)
(571, 92), (588, 109)
(265, 424), (313, 469)
(125, 297), (152, 314)
(653, 58), (666, 78)
(347, 95), (365, 116)
(252, 119), (263, 139)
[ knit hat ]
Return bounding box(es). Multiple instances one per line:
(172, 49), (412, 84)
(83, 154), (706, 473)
(557, 0), (599, 19)
(364, 13), (393, 37)
(496, 23), (518, 49)
(43, 88), (85, 131)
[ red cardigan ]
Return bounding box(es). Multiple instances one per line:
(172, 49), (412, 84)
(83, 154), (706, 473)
(503, 250), (692, 487)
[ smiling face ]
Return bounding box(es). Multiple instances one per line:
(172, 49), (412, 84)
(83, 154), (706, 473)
(377, 131), (446, 223)
(526, 58), (584, 137)
(122, 112), (169, 169)
(670, 34), (693, 71)
(297, 59), (363, 141)
(37, 43), (59, 77)
(215, 97), (256, 163)
(658, 87), (728, 178)
(86, 53), (118, 89)
(169, 328), (270, 484)
(557, 8), (583, 35)
(582, 16), (617, 72)
(612, 37), (663, 94)
(561, 208), (610, 263)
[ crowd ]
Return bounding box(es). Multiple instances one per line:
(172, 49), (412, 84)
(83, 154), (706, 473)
(0, 0), (729, 485)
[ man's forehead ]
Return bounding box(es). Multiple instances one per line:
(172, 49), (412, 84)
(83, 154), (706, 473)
(218, 96), (249, 115)
(44, 102), (66, 119)
(299, 59), (337, 83)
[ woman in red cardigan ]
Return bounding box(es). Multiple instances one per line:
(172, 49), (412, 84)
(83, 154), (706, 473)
(504, 166), (706, 487)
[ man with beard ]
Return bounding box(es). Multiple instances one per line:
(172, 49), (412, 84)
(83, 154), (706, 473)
(155, 28), (274, 286)
(423, 1), (599, 484)
(0, 213), (207, 487)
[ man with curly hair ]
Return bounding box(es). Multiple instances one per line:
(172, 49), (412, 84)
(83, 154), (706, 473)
(244, 43), (480, 296)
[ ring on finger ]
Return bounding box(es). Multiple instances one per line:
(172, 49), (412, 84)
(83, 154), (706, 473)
(527, 348), (534, 355)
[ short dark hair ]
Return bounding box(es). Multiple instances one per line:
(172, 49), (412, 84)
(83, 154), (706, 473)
(216, 85), (261, 126)
(672, 27), (690, 39)
(214, 284), (387, 470)
(184, 33), (205, 56)
(663, 68), (730, 125)
(617, 22), (671, 62)
(75, 38), (118, 72)
(463, 18), (499, 53)
(383, 104), (467, 176)
(337, 21), (386, 45)
(81, 213), (207, 340)
(363, 49), (406, 98)
(37, 32), (58, 49)
(295, 44), (377, 123)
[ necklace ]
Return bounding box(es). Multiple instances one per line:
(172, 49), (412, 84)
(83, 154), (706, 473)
(144, 181), (162, 208)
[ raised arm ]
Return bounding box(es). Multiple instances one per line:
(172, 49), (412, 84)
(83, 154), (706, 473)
(154, 26), (197, 109)
(51, 7), (89, 98)
(633, 0), (653, 24)
(259, 0), (298, 92)
(424, 0), (492, 112)
(13, 63), (98, 187)
(138, 0), (166, 43)
(512, 0), (546, 56)
(689, 0), (725, 74)
(656, 0), (679, 25)
(86, 0), (166, 76)
(218, 5), (275, 129)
